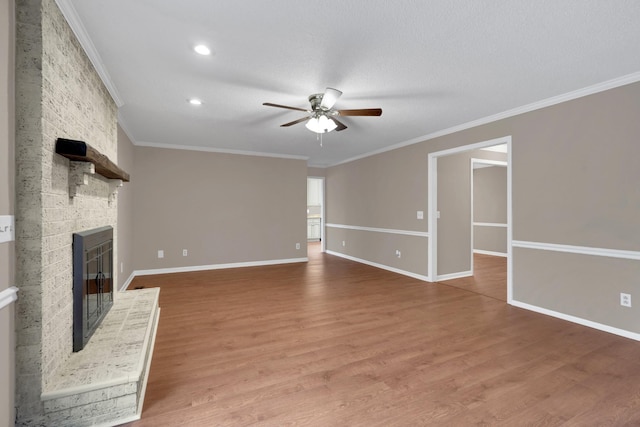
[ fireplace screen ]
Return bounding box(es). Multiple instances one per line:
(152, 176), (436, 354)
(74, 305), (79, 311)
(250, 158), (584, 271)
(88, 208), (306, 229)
(73, 226), (114, 352)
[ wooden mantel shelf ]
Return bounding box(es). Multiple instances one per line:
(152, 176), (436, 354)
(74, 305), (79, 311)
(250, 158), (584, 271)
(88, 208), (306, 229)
(56, 138), (130, 182)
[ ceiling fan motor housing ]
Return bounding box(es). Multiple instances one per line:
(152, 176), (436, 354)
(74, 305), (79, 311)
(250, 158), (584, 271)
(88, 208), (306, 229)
(309, 94), (325, 111)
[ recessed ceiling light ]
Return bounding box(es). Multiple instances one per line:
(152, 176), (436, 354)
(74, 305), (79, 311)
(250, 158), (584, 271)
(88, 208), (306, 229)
(188, 98), (203, 105)
(193, 45), (211, 55)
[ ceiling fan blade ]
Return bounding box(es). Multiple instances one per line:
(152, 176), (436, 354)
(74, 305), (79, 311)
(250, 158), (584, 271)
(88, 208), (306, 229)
(320, 87), (342, 109)
(332, 117), (348, 131)
(263, 102), (308, 112)
(337, 108), (382, 116)
(280, 116), (310, 127)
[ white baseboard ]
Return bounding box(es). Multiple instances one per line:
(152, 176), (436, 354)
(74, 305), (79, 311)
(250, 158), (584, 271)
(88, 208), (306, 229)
(436, 270), (473, 281)
(510, 299), (640, 342)
(473, 249), (508, 257)
(325, 250), (430, 282)
(131, 257), (308, 278)
(119, 272), (136, 292)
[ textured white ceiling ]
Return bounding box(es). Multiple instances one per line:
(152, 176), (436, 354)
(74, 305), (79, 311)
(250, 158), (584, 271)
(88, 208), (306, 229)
(60, 0), (640, 166)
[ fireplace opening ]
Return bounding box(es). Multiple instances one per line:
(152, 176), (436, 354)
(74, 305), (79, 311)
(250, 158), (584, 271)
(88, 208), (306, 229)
(73, 226), (114, 352)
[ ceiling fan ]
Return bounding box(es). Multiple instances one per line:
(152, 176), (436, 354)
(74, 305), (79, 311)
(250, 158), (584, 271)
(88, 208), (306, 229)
(263, 88), (382, 133)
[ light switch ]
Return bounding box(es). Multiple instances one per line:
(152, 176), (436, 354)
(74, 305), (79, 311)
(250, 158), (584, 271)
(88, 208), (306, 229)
(417, 211), (424, 220)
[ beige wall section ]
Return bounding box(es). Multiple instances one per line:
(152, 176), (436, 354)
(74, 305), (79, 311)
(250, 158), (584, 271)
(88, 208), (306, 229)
(325, 143), (429, 276)
(0, 0), (15, 424)
(325, 227), (429, 277)
(473, 166), (507, 223)
(133, 147), (307, 270)
(326, 80), (640, 334)
(512, 85), (640, 251)
(327, 143), (429, 230)
(307, 166), (326, 177)
(437, 149), (507, 276)
(514, 248), (640, 332)
(473, 165), (507, 254)
(474, 226), (507, 254)
(117, 126), (135, 288)
(437, 153), (472, 275)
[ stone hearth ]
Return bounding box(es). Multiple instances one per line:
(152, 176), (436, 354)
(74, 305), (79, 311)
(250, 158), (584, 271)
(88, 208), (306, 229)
(41, 288), (160, 426)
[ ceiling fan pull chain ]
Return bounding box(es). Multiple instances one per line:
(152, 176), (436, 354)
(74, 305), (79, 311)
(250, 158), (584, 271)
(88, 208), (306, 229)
(318, 132), (322, 147)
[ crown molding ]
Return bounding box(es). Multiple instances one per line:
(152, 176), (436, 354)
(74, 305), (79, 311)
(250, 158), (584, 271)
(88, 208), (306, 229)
(55, 0), (124, 107)
(134, 140), (309, 161)
(330, 71), (640, 167)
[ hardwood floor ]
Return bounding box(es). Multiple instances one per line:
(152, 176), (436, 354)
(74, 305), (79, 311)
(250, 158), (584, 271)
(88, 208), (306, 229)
(439, 253), (507, 301)
(122, 243), (640, 426)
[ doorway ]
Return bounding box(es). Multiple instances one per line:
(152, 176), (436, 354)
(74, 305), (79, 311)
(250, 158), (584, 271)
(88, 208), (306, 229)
(307, 177), (325, 252)
(428, 136), (512, 302)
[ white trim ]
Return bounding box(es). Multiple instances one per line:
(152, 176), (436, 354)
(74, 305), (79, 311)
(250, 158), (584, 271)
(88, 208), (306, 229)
(428, 135), (513, 293)
(133, 257), (308, 277)
(511, 300), (640, 342)
(512, 240), (640, 261)
(436, 271), (473, 281)
(326, 250), (430, 282)
(326, 223), (429, 238)
(471, 158), (508, 168)
(116, 111), (138, 145)
(473, 222), (508, 228)
(330, 71), (640, 168)
(55, 0), (124, 107)
(473, 249), (508, 258)
(0, 286), (18, 310)
(119, 271), (136, 292)
(134, 140), (309, 161)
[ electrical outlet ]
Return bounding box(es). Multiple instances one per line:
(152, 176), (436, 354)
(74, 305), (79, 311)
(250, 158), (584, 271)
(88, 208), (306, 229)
(182, 249), (188, 256)
(395, 249), (401, 258)
(620, 293), (632, 307)
(417, 211), (424, 220)
(157, 250), (164, 258)
(296, 243), (300, 250)
(342, 240), (346, 247)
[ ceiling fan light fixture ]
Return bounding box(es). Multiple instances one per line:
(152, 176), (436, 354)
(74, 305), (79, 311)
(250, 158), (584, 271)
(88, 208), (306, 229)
(193, 44), (211, 55)
(305, 115), (337, 133)
(319, 87), (342, 109)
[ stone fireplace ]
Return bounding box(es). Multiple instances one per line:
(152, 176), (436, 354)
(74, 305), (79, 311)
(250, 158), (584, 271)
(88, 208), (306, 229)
(14, 1), (158, 425)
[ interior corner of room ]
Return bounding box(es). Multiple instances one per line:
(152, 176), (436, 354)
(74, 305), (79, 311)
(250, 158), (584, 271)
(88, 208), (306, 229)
(3, 1), (640, 425)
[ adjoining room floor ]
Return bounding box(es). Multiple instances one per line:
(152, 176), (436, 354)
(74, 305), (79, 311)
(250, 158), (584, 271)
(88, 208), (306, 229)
(123, 245), (640, 426)
(438, 253), (507, 301)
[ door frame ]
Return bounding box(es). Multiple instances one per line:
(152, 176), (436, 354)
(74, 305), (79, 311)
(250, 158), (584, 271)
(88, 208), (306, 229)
(428, 136), (513, 302)
(307, 176), (326, 252)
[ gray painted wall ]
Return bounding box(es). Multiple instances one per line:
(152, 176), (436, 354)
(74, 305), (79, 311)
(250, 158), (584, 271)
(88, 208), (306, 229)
(132, 146), (308, 270)
(117, 126), (135, 289)
(4, 2), (640, 421)
(0, 0), (15, 424)
(473, 165), (507, 254)
(325, 81), (640, 334)
(436, 149), (507, 276)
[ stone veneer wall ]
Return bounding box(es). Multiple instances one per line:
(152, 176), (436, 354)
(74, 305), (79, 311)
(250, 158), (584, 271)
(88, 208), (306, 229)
(15, 0), (118, 424)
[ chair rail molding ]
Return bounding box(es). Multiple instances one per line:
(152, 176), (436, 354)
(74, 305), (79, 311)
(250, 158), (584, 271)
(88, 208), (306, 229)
(0, 286), (19, 310)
